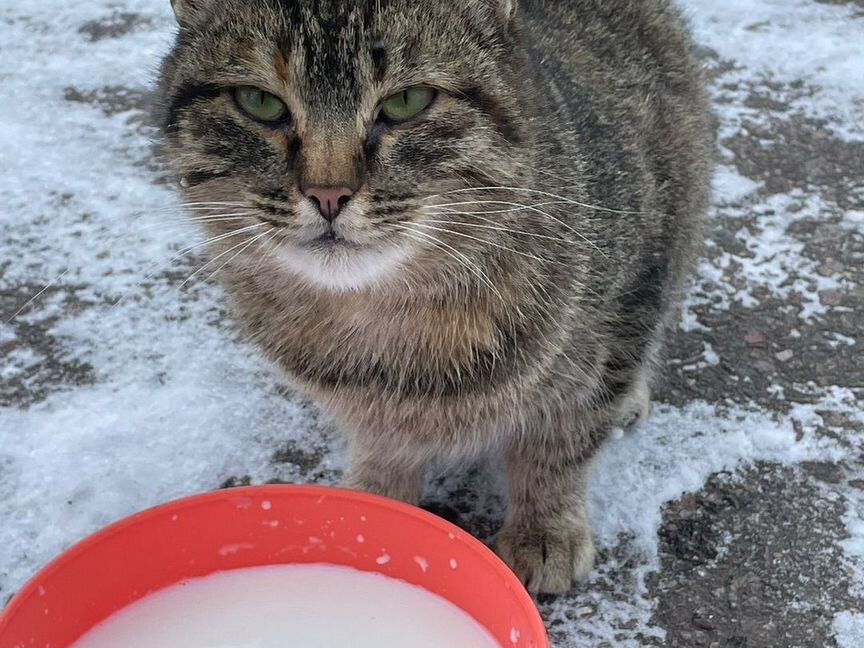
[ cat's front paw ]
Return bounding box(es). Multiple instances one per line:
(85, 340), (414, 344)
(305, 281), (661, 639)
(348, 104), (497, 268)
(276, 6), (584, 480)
(495, 518), (595, 595)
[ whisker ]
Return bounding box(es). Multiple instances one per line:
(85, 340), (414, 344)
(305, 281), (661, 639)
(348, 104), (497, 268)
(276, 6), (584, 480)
(419, 217), (576, 245)
(408, 222), (598, 297)
(177, 207), (251, 213)
(425, 200), (569, 215)
(425, 186), (643, 216)
(394, 224), (506, 306)
(134, 213), (257, 230)
(7, 204), (254, 322)
(423, 200), (567, 214)
(185, 213), (256, 223)
(118, 205), (253, 228)
(396, 226), (518, 360)
(107, 222), (267, 312)
(121, 204), (250, 218)
(249, 229), (284, 275)
(397, 230), (473, 303)
(179, 201), (248, 207)
(407, 222), (569, 268)
(192, 229), (274, 289)
(423, 199), (608, 258)
(5, 269), (74, 324)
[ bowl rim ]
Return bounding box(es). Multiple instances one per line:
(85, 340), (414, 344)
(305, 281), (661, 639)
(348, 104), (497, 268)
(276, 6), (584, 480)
(0, 484), (548, 647)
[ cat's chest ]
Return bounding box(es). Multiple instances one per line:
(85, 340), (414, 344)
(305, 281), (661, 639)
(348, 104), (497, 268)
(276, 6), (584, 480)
(254, 290), (505, 395)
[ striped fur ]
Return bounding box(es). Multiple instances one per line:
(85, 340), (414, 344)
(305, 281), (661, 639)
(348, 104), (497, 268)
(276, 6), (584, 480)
(156, 0), (713, 593)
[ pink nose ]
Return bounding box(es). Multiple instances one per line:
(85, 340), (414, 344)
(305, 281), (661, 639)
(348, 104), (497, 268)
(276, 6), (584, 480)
(303, 186), (355, 222)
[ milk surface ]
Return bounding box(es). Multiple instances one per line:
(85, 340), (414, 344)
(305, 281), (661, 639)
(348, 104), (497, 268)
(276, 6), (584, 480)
(72, 564), (502, 648)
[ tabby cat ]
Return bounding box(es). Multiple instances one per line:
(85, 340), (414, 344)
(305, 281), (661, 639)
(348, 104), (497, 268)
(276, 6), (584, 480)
(157, 0), (712, 594)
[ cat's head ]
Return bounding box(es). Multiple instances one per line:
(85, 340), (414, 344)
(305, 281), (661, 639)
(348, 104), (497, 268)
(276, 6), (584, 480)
(157, 0), (534, 292)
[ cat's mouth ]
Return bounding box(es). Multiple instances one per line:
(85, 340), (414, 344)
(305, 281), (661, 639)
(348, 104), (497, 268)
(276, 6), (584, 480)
(303, 229), (363, 252)
(274, 233), (412, 292)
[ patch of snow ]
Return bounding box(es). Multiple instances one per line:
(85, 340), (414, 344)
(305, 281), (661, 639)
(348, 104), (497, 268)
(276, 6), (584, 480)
(686, 0), (864, 141)
(0, 324), (16, 345)
(702, 341), (720, 366)
(0, 348), (44, 380)
(0, 345), (304, 591)
(845, 210), (864, 230)
(766, 384), (786, 401)
(834, 612), (864, 648)
(815, 388), (864, 599)
(557, 386), (862, 644)
(681, 1), (862, 328)
(0, 0), (331, 596)
(827, 332), (857, 348)
(678, 296), (710, 332)
(712, 165), (762, 205)
(544, 394), (850, 645)
(589, 400), (842, 558)
(693, 192), (848, 322)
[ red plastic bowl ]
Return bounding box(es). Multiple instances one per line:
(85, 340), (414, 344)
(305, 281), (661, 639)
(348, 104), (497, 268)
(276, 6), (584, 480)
(0, 485), (547, 648)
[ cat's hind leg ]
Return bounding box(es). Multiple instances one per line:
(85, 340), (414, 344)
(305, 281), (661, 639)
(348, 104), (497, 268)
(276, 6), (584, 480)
(612, 362), (653, 430)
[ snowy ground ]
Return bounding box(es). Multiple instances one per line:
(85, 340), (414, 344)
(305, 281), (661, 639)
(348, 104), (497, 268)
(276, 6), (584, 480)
(1, 1), (862, 646)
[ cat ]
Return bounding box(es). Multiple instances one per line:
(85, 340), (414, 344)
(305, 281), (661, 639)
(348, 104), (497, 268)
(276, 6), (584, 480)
(156, 0), (713, 594)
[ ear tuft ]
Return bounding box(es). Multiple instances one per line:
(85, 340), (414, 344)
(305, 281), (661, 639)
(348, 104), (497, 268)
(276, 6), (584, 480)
(170, 0), (210, 27)
(498, 0), (518, 21)
(479, 0), (518, 22)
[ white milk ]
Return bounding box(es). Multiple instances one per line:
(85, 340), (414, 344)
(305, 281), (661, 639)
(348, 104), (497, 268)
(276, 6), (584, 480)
(72, 564), (502, 648)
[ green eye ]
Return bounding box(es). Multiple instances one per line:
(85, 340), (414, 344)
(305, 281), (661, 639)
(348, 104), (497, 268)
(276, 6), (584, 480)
(380, 87), (436, 123)
(234, 87), (289, 123)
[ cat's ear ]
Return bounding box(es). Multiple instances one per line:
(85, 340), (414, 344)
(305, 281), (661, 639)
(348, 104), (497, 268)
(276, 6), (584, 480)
(170, 0), (212, 27)
(490, 0), (518, 22)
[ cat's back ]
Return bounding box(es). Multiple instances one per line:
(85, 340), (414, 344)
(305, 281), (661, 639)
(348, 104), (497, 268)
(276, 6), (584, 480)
(520, 0), (713, 156)
(520, 0), (713, 257)
(520, 0), (704, 95)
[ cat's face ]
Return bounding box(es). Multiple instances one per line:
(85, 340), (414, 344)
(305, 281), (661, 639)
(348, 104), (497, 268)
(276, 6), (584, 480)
(158, 0), (532, 291)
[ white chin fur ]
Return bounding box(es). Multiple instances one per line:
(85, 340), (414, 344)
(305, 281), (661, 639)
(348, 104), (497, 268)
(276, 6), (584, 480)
(274, 243), (411, 292)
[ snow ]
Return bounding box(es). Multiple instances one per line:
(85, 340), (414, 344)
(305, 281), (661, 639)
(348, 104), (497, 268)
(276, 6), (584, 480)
(683, 0), (864, 326)
(834, 612), (864, 648)
(590, 400), (842, 558)
(1, 0), (862, 645)
(568, 394), (851, 643)
(693, 175), (852, 323)
(0, 324), (15, 345)
(712, 165), (762, 205)
(0, 1), (326, 594)
(686, 0), (864, 141)
(0, 348), (44, 381)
